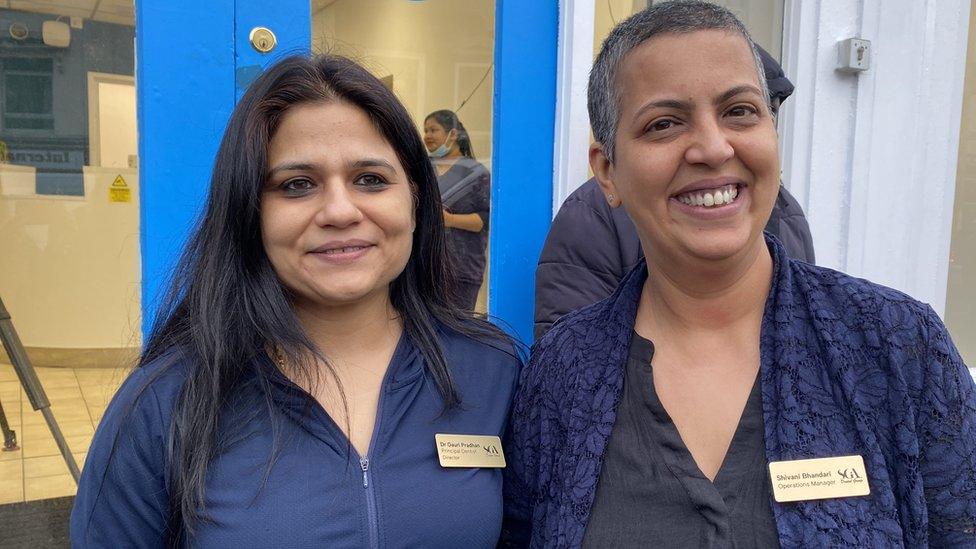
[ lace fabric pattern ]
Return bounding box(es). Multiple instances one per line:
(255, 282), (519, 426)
(503, 235), (976, 548)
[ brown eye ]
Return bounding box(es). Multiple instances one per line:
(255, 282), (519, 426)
(355, 173), (388, 190)
(727, 105), (758, 118)
(280, 178), (315, 196)
(647, 118), (680, 133)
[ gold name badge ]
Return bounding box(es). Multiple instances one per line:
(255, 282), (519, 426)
(435, 434), (506, 468)
(769, 455), (870, 503)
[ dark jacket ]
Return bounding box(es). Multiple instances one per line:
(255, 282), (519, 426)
(71, 328), (520, 547)
(534, 178), (815, 339)
(506, 235), (976, 548)
(439, 157), (491, 284)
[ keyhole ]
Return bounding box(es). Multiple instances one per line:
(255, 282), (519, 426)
(856, 46), (865, 62)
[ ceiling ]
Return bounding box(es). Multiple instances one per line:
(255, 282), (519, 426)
(4, 0), (134, 27)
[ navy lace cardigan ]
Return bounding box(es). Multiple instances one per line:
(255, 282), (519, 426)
(503, 236), (976, 548)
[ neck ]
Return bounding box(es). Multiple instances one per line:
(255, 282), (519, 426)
(636, 237), (773, 338)
(293, 289), (403, 363)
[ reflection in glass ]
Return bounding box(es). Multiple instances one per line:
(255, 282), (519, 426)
(424, 110), (490, 310)
(0, 0), (139, 506)
(312, 0), (495, 313)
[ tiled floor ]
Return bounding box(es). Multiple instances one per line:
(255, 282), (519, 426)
(0, 362), (130, 505)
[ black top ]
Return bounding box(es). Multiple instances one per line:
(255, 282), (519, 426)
(436, 157), (490, 284)
(581, 332), (779, 548)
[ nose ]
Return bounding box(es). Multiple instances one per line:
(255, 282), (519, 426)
(684, 117), (734, 168)
(313, 180), (363, 229)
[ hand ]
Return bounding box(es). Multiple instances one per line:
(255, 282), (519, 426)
(442, 209), (454, 228)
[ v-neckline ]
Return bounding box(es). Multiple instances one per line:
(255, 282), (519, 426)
(630, 331), (764, 506)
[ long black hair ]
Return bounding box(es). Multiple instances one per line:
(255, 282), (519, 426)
(140, 54), (512, 543)
(425, 109), (475, 158)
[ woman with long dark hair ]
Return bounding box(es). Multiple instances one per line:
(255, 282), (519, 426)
(70, 55), (519, 547)
(423, 109), (490, 310)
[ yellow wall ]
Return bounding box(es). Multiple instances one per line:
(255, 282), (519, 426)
(946, 6), (976, 365)
(0, 167), (141, 350)
(313, 0), (495, 167)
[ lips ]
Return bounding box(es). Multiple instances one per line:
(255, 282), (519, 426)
(308, 240), (375, 264)
(671, 178), (746, 209)
(675, 183), (739, 208)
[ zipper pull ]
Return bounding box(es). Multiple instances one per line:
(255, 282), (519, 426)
(360, 456), (369, 488)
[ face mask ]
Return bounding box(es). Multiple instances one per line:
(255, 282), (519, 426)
(427, 130), (456, 158)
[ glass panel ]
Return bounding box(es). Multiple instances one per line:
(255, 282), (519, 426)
(312, 0), (495, 314)
(595, 0), (785, 61)
(946, 6), (976, 368)
(0, 0), (138, 507)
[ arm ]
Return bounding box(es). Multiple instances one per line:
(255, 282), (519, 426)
(444, 211), (485, 232)
(70, 368), (172, 547)
(534, 194), (624, 340)
(916, 306), (976, 547)
(500, 340), (556, 548)
(444, 170), (490, 233)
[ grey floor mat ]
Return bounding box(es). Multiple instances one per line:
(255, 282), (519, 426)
(0, 496), (72, 548)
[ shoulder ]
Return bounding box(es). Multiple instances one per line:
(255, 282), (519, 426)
(525, 297), (611, 389)
(788, 260), (932, 328)
(101, 349), (193, 440)
(438, 323), (523, 384)
(122, 350), (192, 412)
(785, 259), (952, 392)
(560, 178), (612, 220)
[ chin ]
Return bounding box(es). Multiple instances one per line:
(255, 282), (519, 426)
(676, 226), (760, 262)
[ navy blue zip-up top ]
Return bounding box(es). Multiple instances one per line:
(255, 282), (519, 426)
(70, 328), (520, 547)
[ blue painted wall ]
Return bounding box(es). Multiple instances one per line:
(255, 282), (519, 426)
(139, 0), (554, 344)
(489, 0), (558, 344)
(137, 0), (309, 336)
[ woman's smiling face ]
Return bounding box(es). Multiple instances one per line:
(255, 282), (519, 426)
(591, 30), (780, 265)
(261, 100), (415, 310)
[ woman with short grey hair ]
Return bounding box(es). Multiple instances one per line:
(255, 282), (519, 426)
(503, 1), (976, 547)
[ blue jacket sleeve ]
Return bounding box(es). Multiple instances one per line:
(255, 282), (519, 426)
(70, 366), (172, 548)
(917, 306), (976, 547)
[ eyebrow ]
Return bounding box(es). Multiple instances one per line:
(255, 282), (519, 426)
(267, 157), (397, 178)
(713, 84), (765, 106)
(631, 84), (766, 120)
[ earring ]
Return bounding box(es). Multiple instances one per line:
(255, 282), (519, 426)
(607, 194), (615, 204)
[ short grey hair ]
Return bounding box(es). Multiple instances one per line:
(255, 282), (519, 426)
(588, 0), (770, 162)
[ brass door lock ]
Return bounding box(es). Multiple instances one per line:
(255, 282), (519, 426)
(249, 27), (277, 53)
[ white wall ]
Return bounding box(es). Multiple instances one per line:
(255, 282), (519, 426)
(779, 0), (971, 317)
(96, 81), (138, 168)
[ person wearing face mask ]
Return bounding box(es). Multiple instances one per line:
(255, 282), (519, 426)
(424, 110), (490, 310)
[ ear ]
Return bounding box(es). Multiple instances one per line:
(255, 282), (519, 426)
(589, 142), (621, 208)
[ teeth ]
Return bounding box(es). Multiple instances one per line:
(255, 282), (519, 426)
(324, 246), (364, 255)
(675, 184), (739, 209)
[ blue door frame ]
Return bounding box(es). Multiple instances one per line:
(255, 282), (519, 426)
(136, 0), (556, 345)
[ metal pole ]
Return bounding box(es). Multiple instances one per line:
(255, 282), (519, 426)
(0, 295), (80, 482)
(0, 397), (17, 451)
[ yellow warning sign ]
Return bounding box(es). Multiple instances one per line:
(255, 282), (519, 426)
(109, 174), (131, 203)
